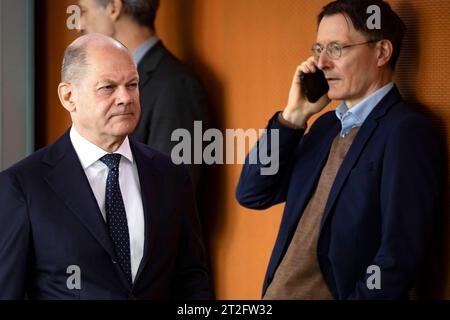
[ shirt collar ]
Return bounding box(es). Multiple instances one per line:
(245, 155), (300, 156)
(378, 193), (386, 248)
(69, 125), (134, 169)
(132, 36), (160, 65)
(335, 82), (394, 136)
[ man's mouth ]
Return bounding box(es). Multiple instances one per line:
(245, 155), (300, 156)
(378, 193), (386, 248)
(111, 112), (133, 118)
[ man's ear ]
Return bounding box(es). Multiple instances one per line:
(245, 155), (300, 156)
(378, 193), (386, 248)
(376, 39), (393, 68)
(58, 82), (76, 112)
(106, 0), (124, 22)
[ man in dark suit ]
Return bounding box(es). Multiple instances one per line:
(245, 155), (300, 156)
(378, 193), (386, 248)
(0, 33), (212, 299)
(78, 0), (211, 189)
(236, 0), (443, 299)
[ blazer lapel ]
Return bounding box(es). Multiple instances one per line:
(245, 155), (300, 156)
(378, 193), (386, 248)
(129, 141), (163, 284)
(137, 40), (167, 89)
(43, 132), (117, 260)
(319, 86), (403, 232)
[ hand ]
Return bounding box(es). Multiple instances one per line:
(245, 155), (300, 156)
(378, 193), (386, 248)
(282, 57), (331, 128)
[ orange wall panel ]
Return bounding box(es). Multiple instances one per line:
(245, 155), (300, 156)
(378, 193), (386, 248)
(36, 0), (78, 147)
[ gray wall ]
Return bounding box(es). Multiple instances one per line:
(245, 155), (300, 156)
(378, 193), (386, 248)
(0, 0), (34, 170)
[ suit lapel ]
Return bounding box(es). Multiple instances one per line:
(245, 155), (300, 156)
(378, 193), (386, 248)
(137, 40), (167, 89)
(43, 132), (116, 259)
(319, 86), (403, 232)
(129, 141), (163, 284)
(319, 119), (378, 232)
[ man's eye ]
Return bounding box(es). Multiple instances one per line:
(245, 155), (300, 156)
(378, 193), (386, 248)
(127, 83), (138, 89)
(99, 85), (114, 92)
(330, 43), (341, 49)
(313, 45), (323, 53)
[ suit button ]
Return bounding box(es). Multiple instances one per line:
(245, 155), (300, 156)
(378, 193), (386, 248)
(112, 260), (117, 264)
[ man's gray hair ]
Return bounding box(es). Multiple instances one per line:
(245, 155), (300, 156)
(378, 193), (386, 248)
(61, 43), (89, 82)
(96, 0), (160, 30)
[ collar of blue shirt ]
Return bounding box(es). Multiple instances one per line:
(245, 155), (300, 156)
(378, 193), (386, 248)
(132, 36), (160, 65)
(335, 82), (394, 137)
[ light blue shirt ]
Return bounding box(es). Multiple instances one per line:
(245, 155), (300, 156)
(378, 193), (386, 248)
(335, 82), (394, 137)
(132, 36), (160, 65)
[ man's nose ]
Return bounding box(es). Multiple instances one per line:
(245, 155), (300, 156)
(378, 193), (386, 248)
(316, 50), (332, 70)
(116, 86), (133, 106)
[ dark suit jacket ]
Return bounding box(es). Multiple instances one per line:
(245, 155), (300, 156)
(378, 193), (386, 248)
(236, 86), (443, 299)
(131, 40), (211, 189)
(0, 131), (213, 300)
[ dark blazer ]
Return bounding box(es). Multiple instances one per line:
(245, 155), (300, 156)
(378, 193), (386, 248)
(0, 131), (213, 300)
(131, 40), (211, 189)
(236, 86), (443, 299)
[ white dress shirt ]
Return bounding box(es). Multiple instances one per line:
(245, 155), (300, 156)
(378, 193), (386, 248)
(70, 126), (144, 282)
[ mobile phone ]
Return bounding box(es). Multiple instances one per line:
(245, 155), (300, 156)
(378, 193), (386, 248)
(299, 69), (329, 103)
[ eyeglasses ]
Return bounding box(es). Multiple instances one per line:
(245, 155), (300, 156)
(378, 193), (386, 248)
(311, 40), (379, 60)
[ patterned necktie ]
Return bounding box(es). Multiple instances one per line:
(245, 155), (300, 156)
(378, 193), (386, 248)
(100, 153), (132, 285)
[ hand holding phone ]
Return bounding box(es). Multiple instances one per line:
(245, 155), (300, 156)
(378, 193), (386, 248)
(282, 57), (331, 128)
(299, 69), (329, 103)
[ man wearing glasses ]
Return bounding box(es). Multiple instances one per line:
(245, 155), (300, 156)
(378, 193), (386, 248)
(236, 0), (443, 299)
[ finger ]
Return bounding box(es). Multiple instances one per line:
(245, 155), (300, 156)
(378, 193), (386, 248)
(293, 65), (303, 82)
(300, 62), (313, 73)
(306, 60), (317, 73)
(307, 56), (319, 70)
(301, 59), (318, 73)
